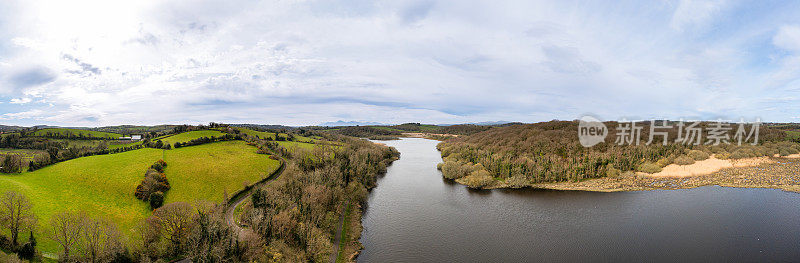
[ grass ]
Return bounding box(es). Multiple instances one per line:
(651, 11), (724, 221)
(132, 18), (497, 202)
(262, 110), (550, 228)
(0, 148), (46, 160)
(31, 128), (122, 138)
(0, 140), (279, 254)
(335, 203), (351, 263)
(159, 130), (226, 145)
(233, 127), (316, 143)
(277, 141), (318, 150)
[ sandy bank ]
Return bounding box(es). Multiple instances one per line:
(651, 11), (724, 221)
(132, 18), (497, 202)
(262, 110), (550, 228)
(646, 154), (800, 178)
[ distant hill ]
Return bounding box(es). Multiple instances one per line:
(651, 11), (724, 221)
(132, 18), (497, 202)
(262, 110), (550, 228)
(318, 120), (386, 127)
(437, 121), (515, 126)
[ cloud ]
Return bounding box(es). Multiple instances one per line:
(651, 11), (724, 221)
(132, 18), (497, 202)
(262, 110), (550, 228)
(7, 67), (56, 89)
(9, 97), (31, 104)
(62, 54), (101, 75)
(670, 0), (728, 31)
(0, 0), (798, 126)
(773, 25), (800, 52)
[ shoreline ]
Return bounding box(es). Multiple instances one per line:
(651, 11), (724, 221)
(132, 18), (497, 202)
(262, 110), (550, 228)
(462, 155), (800, 193)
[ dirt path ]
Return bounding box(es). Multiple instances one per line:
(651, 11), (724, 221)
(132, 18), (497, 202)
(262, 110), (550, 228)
(329, 201), (349, 263)
(225, 158), (285, 235)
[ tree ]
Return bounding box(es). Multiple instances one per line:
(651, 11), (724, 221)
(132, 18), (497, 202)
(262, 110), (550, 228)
(80, 217), (123, 263)
(18, 231), (36, 260)
(49, 211), (85, 261)
(152, 202), (194, 254)
(0, 191), (36, 248)
(149, 192), (164, 210)
(1, 155), (23, 173)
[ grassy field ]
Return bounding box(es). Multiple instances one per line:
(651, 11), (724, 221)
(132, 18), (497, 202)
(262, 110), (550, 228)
(31, 128), (122, 138)
(159, 130), (226, 145)
(278, 141), (318, 150)
(0, 140), (279, 254)
(233, 127), (316, 142)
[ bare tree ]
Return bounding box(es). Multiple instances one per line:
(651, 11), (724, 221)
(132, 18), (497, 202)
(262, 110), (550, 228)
(0, 191), (37, 247)
(79, 217), (124, 263)
(152, 202), (195, 254)
(49, 211), (85, 261)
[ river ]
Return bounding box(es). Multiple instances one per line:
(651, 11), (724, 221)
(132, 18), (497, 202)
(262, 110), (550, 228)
(358, 138), (800, 262)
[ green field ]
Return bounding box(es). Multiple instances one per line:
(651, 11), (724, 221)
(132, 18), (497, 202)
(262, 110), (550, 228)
(31, 128), (122, 138)
(0, 140), (279, 254)
(233, 127), (316, 142)
(159, 130), (226, 145)
(278, 141), (318, 150)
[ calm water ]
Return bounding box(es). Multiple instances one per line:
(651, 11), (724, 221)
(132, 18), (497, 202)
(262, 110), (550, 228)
(358, 138), (800, 262)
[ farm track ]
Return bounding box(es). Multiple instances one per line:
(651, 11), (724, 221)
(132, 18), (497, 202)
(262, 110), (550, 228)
(224, 157), (285, 236)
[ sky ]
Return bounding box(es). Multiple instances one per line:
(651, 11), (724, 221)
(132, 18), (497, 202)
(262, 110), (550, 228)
(1, 0), (800, 126)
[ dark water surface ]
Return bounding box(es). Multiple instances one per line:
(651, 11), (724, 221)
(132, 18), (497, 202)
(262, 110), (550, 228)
(358, 138), (800, 262)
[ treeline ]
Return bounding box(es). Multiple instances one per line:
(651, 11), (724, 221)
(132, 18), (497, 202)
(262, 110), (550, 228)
(392, 123), (492, 135)
(241, 135), (399, 262)
(330, 126), (401, 140)
(29, 130), (115, 140)
(173, 133), (239, 148)
(1, 144), (144, 173)
(437, 120), (794, 188)
(135, 160), (171, 209)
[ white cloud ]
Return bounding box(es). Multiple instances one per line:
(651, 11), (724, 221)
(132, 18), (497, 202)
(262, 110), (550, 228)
(9, 97), (31, 104)
(0, 0), (798, 126)
(670, 0), (728, 31)
(773, 25), (800, 52)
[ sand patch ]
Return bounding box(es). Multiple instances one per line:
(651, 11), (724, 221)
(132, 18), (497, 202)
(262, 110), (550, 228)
(645, 155), (773, 178)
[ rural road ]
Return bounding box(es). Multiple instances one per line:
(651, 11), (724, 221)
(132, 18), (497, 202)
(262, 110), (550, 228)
(224, 158), (285, 235)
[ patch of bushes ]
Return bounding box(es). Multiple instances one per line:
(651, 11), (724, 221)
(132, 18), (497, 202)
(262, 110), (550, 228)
(506, 175), (530, 188)
(458, 169), (494, 188)
(637, 162), (662, 174)
(674, 155), (695, 165)
(687, 150), (709, 161)
(440, 161), (471, 179)
(134, 160), (171, 209)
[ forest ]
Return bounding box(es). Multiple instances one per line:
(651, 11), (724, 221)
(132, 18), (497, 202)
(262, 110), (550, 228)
(436, 121), (799, 188)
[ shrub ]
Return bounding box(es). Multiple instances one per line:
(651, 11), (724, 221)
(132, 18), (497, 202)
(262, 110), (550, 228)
(506, 175), (529, 188)
(715, 151), (731, 159)
(436, 163), (443, 170)
(459, 169), (494, 188)
(151, 162), (165, 173)
(605, 166), (621, 177)
(637, 162), (662, 174)
(1, 154), (23, 173)
(149, 191), (164, 210)
(441, 161), (469, 179)
(730, 149), (751, 159)
(674, 155), (695, 165)
(655, 158), (672, 168)
(687, 150), (709, 161)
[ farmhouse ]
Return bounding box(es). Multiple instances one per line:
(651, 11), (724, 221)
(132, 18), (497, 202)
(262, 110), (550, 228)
(119, 135), (143, 141)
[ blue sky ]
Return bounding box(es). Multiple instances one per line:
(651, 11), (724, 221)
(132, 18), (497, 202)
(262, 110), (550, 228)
(1, 0), (800, 126)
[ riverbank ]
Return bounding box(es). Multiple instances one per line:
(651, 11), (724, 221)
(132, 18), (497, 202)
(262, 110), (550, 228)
(478, 155), (800, 193)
